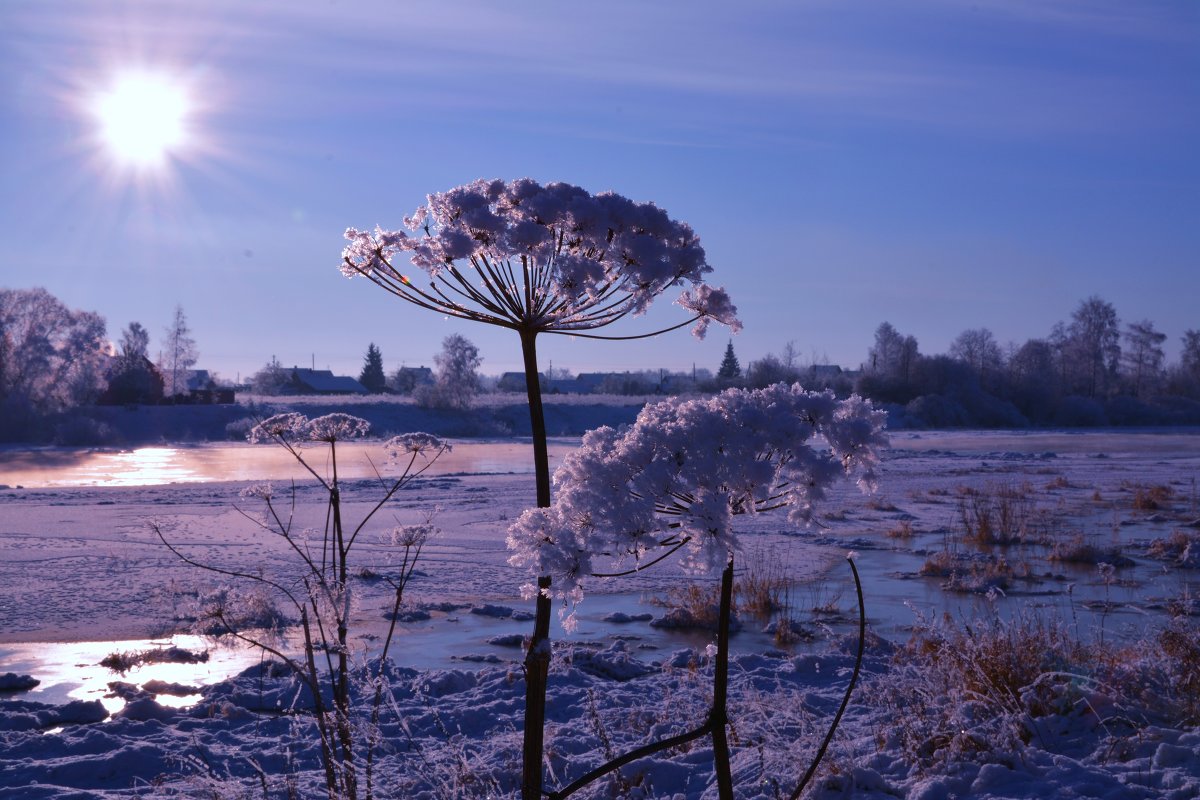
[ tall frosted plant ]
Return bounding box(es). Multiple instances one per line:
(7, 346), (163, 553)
(341, 178), (740, 798)
(157, 414), (448, 800)
(508, 384), (887, 797)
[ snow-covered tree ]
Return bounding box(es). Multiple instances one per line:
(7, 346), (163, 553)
(158, 305), (197, 400)
(250, 356), (289, 395)
(358, 343), (386, 393)
(0, 287), (108, 417)
(416, 334), (481, 409)
(119, 321), (150, 364)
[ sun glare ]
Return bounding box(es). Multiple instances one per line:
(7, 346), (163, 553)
(93, 72), (189, 166)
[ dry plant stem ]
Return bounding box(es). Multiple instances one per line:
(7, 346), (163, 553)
(520, 327), (554, 800)
(788, 557), (866, 800)
(711, 559), (735, 798)
(365, 539), (422, 800)
(155, 424), (447, 800)
(548, 560), (737, 800)
(302, 605), (340, 800)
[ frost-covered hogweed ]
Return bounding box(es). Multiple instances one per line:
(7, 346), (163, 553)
(507, 384), (887, 621)
(341, 178), (741, 338)
(384, 432), (449, 460)
(305, 413), (371, 442)
(248, 412), (372, 444)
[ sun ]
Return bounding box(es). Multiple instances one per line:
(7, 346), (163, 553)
(92, 72), (189, 166)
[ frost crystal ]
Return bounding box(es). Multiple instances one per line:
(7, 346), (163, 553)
(507, 384), (887, 612)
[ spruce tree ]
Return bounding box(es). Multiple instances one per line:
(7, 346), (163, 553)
(359, 343), (386, 393)
(717, 341), (741, 383)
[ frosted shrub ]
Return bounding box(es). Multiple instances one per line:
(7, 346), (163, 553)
(156, 413), (448, 800)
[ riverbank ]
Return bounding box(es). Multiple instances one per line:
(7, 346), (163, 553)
(24, 393), (651, 446)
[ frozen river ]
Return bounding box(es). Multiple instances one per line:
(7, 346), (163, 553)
(0, 438), (580, 489)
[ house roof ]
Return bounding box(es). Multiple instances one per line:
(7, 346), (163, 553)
(290, 368), (368, 394)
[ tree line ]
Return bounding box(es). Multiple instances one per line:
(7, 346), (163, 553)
(726, 295), (1200, 428)
(4, 286), (1198, 441)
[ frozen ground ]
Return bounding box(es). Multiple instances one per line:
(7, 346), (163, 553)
(1, 429), (1199, 798)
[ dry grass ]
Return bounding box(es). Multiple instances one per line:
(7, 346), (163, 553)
(1148, 530), (1200, 560)
(1048, 535), (1130, 566)
(1130, 483), (1174, 511)
(958, 482), (1036, 546)
(100, 645), (209, 675)
(735, 549), (788, 617)
(648, 583), (725, 631)
(919, 551), (1022, 594)
(873, 609), (1200, 768)
(866, 497), (901, 512)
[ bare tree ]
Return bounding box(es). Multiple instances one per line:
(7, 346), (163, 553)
(250, 356), (289, 395)
(415, 333), (481, 410)
(0, 287), (108, 415)
(158, 305), (197, 400)
(1066, 296), (1121, 398)
(950, 327), (1003, 389)
(1122, 320), (1167, 398)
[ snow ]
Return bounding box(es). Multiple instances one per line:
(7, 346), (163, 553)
(1, 429), (1199, 797)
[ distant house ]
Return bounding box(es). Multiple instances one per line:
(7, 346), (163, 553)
(497, 372), (529, 393)
(283, 367), (368, 395)
(184, 369), (235, 404)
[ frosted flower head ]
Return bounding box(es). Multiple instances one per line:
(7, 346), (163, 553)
(248, 412), (370, 444)
(239, 482), (275, 501)
(384, 432), (449, 460)
(248, 413), (311, 443)
(340, 178), (740, 337)
(676, 284), (742, 339)
(305, 413), (371, 442)
(390, 523), (436, 549)
(506, 383), (887, 611)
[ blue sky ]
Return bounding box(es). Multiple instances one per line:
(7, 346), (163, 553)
(1, 1), (1196, 381)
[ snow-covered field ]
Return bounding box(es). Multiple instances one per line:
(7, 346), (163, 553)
(2, 429), (1199, 798)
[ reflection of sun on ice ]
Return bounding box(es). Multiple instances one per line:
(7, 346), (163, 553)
(92, 72), (189, 166)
